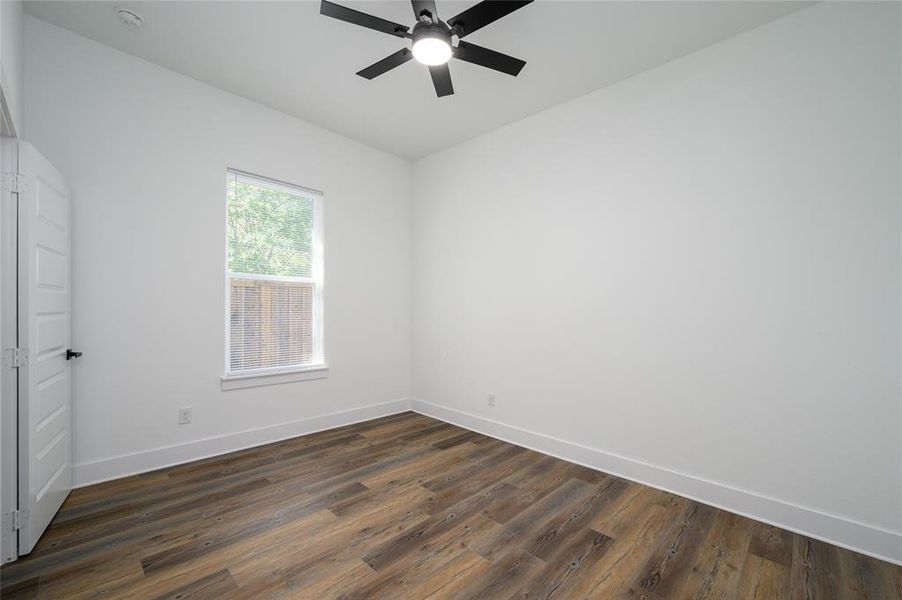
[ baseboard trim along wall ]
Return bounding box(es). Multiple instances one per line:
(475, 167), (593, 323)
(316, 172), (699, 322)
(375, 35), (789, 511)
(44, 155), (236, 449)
(72, 397), (901, 566)
(410, 399), (902, 567)
(71, 399), (411, 488)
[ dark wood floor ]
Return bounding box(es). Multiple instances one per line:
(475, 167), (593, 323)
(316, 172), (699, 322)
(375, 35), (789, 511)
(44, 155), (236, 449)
(1, 412), (899, 599)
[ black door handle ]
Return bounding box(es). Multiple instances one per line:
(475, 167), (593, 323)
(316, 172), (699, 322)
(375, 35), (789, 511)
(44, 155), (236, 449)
(66, 349), (82, 360)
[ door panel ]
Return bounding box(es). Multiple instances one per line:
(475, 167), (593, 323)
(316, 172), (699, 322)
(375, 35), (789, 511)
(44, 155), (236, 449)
(36, 248), (67, 290)
(17, 142), (72, 555)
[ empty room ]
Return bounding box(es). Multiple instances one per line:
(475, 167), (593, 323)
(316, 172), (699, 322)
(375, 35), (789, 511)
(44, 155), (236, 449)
(0, 0), (899, 597)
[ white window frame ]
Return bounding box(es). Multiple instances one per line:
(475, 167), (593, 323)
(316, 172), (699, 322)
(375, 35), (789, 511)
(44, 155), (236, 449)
(221, 168), (326, 391)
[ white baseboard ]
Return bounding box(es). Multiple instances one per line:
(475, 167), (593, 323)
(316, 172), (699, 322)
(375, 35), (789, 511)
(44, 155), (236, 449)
(72, 397), (901, 566)
(72, 399), (412, 488)
(411, 398), (902, 566)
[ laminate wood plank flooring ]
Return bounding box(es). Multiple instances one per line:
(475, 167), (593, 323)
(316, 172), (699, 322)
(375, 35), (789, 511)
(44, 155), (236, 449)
(1, 412), (899, 599)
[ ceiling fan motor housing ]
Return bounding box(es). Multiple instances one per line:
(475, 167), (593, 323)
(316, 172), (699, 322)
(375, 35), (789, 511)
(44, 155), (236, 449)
(411, 20), (453, 46)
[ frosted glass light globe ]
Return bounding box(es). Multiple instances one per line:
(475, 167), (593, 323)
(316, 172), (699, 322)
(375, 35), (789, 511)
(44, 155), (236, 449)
(412, 37), (452, 66)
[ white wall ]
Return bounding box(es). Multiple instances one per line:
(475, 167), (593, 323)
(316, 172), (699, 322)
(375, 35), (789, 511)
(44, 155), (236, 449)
(1, 0), (23, 134)
(412, 2), (901, 561)
(24, 16), (412, 484)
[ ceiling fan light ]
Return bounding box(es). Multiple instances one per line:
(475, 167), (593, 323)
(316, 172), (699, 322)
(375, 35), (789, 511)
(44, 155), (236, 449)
(412, 37), (452, 66)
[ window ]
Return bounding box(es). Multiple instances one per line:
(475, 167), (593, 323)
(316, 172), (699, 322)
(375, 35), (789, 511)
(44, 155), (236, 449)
(223, 169), (325, 389)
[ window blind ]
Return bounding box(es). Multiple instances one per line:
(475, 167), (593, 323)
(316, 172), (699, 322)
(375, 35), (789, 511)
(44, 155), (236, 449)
(226, 170), (322, 373)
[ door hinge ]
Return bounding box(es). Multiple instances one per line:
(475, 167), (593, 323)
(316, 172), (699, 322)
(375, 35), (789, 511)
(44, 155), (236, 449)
(3, 347), (28, 368)
(1, 172), (28, 194)
(10, 509), (26, 531)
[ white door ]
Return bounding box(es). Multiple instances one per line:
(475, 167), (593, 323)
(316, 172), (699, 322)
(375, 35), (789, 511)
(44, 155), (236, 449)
(16, 141), (73, 554)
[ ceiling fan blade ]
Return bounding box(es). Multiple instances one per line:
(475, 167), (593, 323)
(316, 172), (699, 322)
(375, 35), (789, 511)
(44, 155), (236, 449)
(411, 0), (438, 22)
(453, 40), (526, 76)
(447, 1), (532, 38)
(320, 0), (410, 38)
(429, 64), (454, 97)
(356, 49), (414, 80)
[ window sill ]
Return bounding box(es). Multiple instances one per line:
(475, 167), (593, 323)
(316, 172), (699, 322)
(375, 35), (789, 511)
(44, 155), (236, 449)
(221, 364), (329, 391)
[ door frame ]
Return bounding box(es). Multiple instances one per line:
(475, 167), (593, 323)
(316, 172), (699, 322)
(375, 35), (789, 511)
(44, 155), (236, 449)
(0, 133), (19, 564)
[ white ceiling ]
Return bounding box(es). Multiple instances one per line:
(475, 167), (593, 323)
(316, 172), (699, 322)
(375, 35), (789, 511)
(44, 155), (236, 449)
(24, 1), (811, 160)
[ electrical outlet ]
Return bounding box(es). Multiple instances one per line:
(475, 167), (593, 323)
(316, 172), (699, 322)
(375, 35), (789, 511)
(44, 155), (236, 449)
(487, 393), (496, 407)
(178, 407), (192, 425)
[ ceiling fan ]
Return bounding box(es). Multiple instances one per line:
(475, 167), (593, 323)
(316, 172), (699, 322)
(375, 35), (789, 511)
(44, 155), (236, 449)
(320, 0), (533, 97)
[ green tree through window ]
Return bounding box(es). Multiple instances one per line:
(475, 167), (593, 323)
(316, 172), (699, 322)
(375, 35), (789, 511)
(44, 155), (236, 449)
(227, 176), (314, 278)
